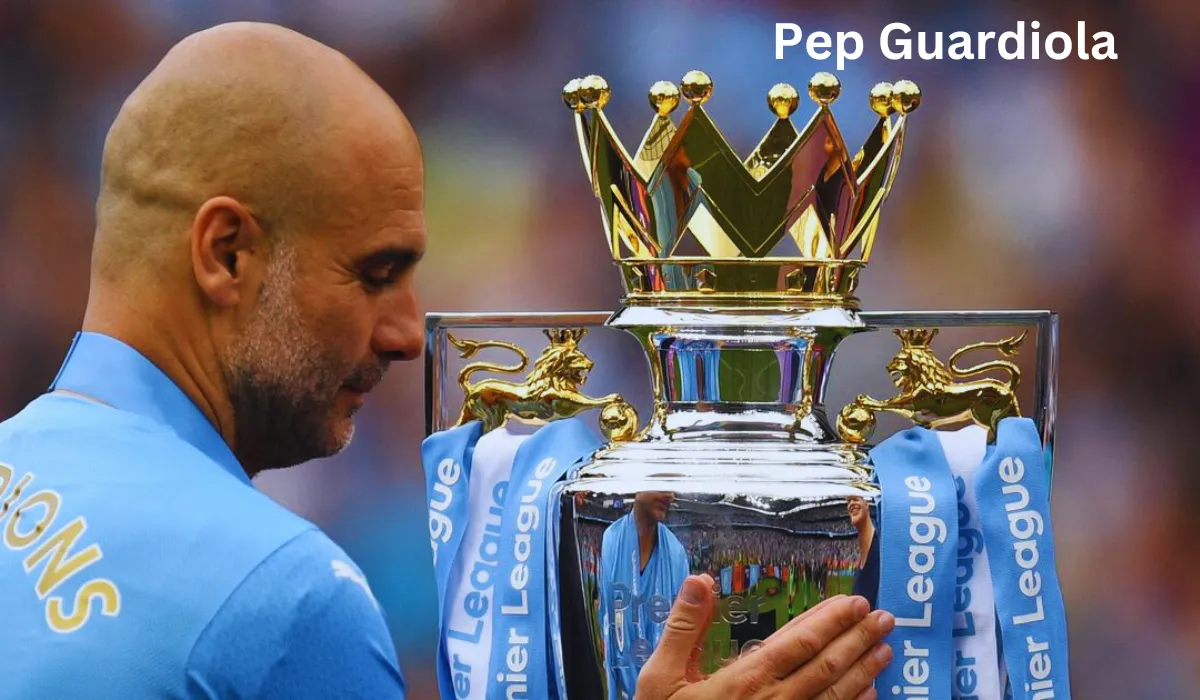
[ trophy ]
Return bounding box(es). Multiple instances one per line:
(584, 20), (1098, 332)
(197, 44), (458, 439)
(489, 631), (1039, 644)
(424, 70), (1064, 700)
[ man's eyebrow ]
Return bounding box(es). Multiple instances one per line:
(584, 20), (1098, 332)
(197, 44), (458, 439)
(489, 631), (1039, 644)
(358, 245), (425, 270)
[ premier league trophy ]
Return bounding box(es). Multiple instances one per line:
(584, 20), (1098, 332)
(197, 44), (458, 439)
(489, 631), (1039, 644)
(423, 70), (1069, 700)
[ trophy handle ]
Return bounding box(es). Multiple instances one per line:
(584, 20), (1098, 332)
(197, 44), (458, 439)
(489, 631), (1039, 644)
(836, 327), (1028, 444)
(854, 310), (1059, 482)
(427, 314), (639, 441)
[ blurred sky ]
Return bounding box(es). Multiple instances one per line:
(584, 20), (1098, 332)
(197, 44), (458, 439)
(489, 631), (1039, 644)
(1, 0), (1198, 696)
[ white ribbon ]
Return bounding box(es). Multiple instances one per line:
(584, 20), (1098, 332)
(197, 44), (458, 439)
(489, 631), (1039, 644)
(937, 425), (1005, 700)
(442, 426), (530, 700)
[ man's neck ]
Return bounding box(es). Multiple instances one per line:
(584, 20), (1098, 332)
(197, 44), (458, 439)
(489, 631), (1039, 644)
(81, 300), (237, 453)
(635, 507), (658, 572)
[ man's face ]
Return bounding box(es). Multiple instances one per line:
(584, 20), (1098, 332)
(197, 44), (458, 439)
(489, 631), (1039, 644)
(635, 491), (676, 523)
(221, 147), (426, 473)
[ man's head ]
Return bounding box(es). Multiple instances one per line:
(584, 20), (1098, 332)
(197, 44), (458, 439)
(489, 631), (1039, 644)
(634, 491), (676, 524)
(88, 22), (425, 474)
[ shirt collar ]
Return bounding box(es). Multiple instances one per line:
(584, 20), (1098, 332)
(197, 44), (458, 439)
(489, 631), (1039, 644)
(49, 331), (251, 487)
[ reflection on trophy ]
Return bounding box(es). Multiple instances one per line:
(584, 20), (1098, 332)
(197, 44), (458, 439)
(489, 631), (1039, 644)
(597, 492), (688, 698)
(846, 496), (875, 568)
(425, 67), (1059, 699)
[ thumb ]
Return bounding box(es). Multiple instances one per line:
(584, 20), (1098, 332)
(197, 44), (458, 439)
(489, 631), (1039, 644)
(635, 574), (715, 699)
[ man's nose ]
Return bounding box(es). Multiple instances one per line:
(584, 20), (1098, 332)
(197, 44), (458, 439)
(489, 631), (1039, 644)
(373, 290), (424, 362)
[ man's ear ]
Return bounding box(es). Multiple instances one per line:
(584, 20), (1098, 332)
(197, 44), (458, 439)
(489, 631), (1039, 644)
(190, 196), (267, 308)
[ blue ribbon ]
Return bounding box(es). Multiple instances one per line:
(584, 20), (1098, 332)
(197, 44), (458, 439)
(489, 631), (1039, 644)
(486, 419), (601, 700)
(871, 427), (959, 700)
(974, 418), (1071, 699)
(422, 421), (484, 700)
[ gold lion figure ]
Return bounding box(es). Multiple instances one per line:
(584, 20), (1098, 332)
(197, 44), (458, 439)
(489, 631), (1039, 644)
(450, 328), (637, 440)
(838, 328), (1025, 443)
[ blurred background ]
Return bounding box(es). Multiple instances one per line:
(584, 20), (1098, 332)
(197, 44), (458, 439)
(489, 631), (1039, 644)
(1, 0), (1196, 696)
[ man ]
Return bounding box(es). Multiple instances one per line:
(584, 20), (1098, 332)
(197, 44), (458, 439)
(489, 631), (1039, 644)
(599, 492), (689, 698)
(848, 496), (881, 610)
(0, 22), (894, 699)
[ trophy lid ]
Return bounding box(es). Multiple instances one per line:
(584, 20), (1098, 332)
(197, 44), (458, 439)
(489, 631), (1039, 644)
(565, 71), (920, 310)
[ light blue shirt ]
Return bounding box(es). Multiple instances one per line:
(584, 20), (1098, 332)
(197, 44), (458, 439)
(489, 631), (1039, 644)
(598, 512), (689, 700)
(0, 332), (406, 698)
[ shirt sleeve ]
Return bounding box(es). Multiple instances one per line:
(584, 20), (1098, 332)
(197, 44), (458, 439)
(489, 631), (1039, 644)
(185, 529), (407, 699)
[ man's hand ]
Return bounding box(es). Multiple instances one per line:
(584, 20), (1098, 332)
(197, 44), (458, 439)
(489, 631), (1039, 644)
(636, 574), (893, 700)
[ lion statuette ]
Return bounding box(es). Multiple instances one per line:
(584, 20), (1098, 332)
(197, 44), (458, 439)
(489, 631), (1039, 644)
(450, 328), (638, 441)
(837, 327), (1026, 444)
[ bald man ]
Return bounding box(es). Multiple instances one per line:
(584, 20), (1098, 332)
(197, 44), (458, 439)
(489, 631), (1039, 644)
(0, 22), (893, 700)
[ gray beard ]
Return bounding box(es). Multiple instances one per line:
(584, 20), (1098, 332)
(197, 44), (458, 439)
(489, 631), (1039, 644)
(220, 246), (355, 475)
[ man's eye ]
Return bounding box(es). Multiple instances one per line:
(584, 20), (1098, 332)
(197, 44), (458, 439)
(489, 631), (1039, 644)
(363, 264), (398, 287)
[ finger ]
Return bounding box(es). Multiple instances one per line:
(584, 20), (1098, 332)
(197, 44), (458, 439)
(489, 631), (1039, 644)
(751, 594), (856, 660)
(767, 594), (847, 641)
(635, 574), (716, 698)
(657, 574), (715, 668)
(729, 595), (870, 680)
(850, 686), (878, 700)
(685, 639), (708, 684)
(790, 610), (895, 697)
(684, 577), (724, 683)
(684, 578), (719, 684)
(813, 641), (892, 700)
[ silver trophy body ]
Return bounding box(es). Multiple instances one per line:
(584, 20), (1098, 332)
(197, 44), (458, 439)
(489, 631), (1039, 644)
(549, 306), (876, 699)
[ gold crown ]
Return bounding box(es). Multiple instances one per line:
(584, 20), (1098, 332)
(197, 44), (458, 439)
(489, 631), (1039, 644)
(563, 70), (920, 309)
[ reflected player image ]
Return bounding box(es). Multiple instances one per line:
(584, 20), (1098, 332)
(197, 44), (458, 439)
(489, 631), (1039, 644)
(848, 496), (881, 608)
(598, 491), (690, 698)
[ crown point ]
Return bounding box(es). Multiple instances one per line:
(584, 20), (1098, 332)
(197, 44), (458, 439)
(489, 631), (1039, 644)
(562, 78), (585, 113)
(890, 79), (921, 114)
(680, 70), (713, 105)
(648, 80), (681, 116)
(766, 83), (800, 118)
(808, 72), (841, 106)
(868, 82), (895, 117)
(578, 74), (611, 110)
